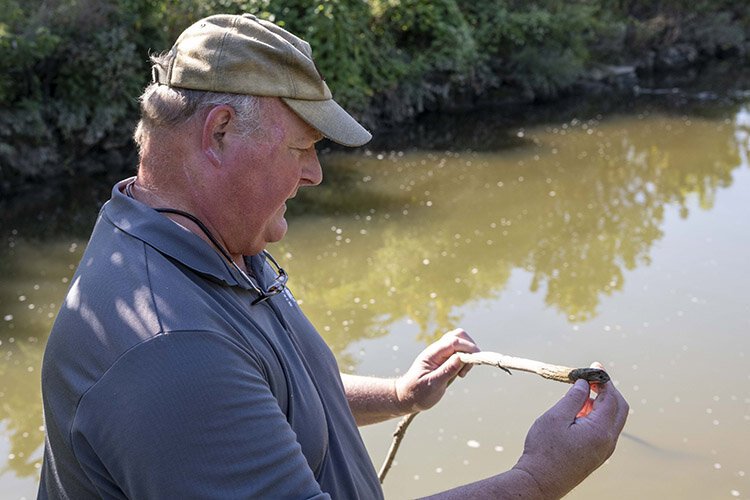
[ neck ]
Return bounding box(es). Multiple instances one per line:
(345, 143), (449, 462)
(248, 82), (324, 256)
(127, 178), (248, 273)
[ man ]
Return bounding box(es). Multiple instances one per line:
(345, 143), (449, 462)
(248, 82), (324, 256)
(39, 13), (628, 499)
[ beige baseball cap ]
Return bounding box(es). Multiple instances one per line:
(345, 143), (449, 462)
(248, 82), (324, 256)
(151, 13), (372, 147)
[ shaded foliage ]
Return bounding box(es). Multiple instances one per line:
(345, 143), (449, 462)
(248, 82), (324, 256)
(1, 0), (749, 186)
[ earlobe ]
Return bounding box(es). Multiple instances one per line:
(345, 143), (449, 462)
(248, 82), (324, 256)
(205, 148), (221, 166)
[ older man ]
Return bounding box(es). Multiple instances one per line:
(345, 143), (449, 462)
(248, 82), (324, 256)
(39, 13), (627, 499)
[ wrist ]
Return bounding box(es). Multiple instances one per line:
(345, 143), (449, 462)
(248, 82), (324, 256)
(392, 376), (415, 415)
(509, 463), (547, 499)
(512, 454), (571, 500)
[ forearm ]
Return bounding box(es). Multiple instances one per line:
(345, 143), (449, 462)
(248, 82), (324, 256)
(421, 466), (547, 500)
(341, 373), (408, 426)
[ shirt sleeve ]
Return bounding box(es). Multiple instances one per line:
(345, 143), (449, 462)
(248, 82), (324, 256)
(70, 331), (330, 499)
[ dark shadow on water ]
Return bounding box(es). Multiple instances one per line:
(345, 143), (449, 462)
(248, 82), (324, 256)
(366, 93), (749, 154)
(4, 64), (750, 227)
(364, 62), (750, 153)
(1, 175), (121, 242)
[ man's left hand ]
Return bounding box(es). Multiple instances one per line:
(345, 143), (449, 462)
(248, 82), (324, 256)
(395, 328), (480, 413)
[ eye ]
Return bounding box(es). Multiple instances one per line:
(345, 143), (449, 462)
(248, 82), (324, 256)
(290, 146), (312, 159)
(289, 147), (303, 159)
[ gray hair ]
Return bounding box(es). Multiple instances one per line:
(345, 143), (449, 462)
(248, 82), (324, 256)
(134, 54), (262, 151)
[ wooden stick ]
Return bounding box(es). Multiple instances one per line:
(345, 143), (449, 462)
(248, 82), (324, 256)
(377, 411), (419, 483)
(456, 351), (610, 384)
(377, 351), (609, 483)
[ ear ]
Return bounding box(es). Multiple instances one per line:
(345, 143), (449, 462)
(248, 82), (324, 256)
(201, 105), (235, 167)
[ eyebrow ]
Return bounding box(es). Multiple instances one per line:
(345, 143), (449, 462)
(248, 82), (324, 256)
(297, 132), (323, 146)
(302, 121), (324, 144)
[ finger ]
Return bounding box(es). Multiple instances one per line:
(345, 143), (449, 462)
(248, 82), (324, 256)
(424, 333), (479, 361)
(589, 380), (620, 422)
(446, 328), (475, 342)
(608, 382), (630, 433)
(429, 352), (466, 386)
(443, 329), (480, 351)
(616, 403), (629, 434)
(458, 363), (473, 378)
(552, 379), (591, 420)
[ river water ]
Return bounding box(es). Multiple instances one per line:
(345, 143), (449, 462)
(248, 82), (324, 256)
(1, 88), (749, 498)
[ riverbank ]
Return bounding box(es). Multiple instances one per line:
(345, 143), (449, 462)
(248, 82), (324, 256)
(1, 1), (749, 194)
(2, 58), (748, 199)
(360, 60), (750, 155)
(4, 61), (750, 246)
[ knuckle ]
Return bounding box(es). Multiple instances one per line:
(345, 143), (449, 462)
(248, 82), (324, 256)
(446, 328), (468, 339)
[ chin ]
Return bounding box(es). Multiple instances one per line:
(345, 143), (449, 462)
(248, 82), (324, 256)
(263, 221), (288, 245)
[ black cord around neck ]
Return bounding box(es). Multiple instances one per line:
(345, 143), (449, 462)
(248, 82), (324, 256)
(124, 180), (285, 304)
(124, 181), (237, 269)
(157, 207), (237, 264)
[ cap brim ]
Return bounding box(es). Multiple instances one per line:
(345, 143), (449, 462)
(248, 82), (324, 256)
(282, 97), (372, 147)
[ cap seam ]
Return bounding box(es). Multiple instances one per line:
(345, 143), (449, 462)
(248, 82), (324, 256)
(213, 18), (236, 92)
(285, 46), (297, 98)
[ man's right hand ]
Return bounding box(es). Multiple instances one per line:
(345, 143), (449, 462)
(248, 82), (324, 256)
(513, 376), (629, 499)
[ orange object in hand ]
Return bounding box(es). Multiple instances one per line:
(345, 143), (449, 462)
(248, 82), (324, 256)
(577, 361), (605, 418)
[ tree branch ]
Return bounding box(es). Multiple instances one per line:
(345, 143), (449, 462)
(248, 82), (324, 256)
(377, 351), (609, 483)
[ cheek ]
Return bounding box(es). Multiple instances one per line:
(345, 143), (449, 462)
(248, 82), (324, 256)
(223, 135), (300, 212)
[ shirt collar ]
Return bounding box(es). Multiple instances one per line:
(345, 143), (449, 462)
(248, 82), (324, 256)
(103, 178), (268, 291)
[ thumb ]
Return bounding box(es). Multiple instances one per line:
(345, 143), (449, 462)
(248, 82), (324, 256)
(553, 379), (591, 418)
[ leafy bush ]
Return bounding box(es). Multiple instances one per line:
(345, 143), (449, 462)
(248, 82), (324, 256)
(269, 0), (398, 114)
(375, 0), (477, 80)
(684, 11), (746, 57)
(510, 47), (586, 100)
(462, 1), (610, 99)
(0, 0), (170, 182)
(0, 0), (748, 187)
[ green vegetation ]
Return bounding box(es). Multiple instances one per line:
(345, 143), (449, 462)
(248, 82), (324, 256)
(1, 0), (749, 185)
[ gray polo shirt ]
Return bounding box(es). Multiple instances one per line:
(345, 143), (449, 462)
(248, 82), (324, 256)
(39, 179), (383, 499)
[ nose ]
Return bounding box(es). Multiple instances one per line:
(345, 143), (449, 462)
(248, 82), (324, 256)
(301, 151), (323, 187)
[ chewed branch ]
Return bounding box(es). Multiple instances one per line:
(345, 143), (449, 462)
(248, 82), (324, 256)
(455, 351), (610, 384)
(377, 351), (609, 483)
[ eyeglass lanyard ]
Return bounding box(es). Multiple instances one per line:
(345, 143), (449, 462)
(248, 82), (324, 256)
(155, 207), (283, 304)
(124, 180), (283, 304)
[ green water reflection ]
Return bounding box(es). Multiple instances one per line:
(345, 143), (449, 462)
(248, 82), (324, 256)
(279, 107), (741, 352)
(0, 240), (87, 480)
(0, 98), (747, 494)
